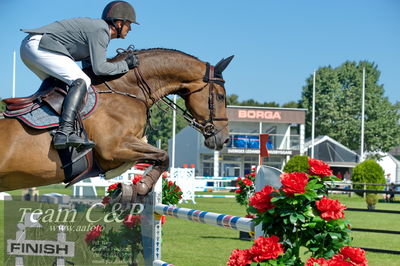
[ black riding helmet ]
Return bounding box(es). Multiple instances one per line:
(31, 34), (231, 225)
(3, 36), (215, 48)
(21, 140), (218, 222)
(102, 1), (139, 38)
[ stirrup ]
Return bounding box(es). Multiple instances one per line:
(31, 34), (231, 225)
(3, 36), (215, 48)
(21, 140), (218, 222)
(53, 131), (69, 150)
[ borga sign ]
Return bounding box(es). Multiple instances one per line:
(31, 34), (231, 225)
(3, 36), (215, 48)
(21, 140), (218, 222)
(238, 110), (281, 120)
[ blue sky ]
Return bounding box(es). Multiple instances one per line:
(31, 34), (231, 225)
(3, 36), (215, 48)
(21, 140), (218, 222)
(1, 0), (399, 105)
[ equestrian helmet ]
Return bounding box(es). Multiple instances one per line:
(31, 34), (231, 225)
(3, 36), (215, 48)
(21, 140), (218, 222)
(102, 1), (139, 24)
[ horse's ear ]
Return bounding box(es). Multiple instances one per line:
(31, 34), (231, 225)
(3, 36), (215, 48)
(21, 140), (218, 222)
(215, 55), (234, 73)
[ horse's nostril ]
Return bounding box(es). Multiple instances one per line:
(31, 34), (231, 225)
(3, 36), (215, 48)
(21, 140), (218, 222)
(224, 138), (230, 144)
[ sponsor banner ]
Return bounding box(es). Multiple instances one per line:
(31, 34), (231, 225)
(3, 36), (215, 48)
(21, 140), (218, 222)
(227, 107), (305, 124)
(227, 148), (295, 155)
(2, 196), (146, 265)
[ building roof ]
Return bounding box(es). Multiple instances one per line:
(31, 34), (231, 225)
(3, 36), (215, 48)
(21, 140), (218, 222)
(303, 135), (359, 165)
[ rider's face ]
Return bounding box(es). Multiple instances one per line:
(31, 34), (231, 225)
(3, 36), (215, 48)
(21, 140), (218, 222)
(120, 21), (132, 39)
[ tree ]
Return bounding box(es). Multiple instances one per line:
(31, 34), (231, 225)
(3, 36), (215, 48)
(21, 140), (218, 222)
(226, 94), (240, 105)
(0, 99), (5, 113)
(351, 160), (385, 195)
(300, 61), (400, 153)
(283, 155), (310, 173)
(281, 101), (299, 108)
(146, 97), (187, 151)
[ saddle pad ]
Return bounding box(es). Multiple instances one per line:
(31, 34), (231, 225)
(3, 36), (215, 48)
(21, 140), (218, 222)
(13, 86), (97, 129)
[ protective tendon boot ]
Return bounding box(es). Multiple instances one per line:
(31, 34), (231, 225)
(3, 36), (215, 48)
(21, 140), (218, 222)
(53, 79), (95, 150)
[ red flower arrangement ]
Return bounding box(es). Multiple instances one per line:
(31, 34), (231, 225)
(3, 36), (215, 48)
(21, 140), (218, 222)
(250, 235), (285, 262)
(316, 196), (346, 221)
(306, 246), (367, 266)
(227, 235), (285, 266)
(280, 172), (309, 197)
(233, 157), (364, 265)
(308, 158), (333, 177)
(84, 225), (103, 243)
(339, 246), (368, 265)
(107, 182), (120, 193)
(227, 249), (253, 266)
(123, 214), (141, 228)
(162, 177), (183, 205)
(248, 185), (276, 213)
(235, 168), (257, 210)
(242, 178), (253, 186)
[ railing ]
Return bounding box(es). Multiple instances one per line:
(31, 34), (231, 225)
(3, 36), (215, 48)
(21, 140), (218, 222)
(327, 183), (400, 255)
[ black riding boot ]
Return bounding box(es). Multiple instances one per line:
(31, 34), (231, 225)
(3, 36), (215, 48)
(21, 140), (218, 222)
(53, 79), (95, 150)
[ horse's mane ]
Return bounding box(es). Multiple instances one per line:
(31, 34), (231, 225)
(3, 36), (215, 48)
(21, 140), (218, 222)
(109, 47), (201, 62)
(85, 47), (202, 84)
(136, 48), (200, 61)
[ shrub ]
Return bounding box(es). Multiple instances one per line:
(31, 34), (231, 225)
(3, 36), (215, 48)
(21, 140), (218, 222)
(351, 160), (385, 196)
(366, 194), (378, 206)
(283, 155), (310, 173)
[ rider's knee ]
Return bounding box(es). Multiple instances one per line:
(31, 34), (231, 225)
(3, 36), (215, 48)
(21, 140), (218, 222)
(72, 76), (91, 90)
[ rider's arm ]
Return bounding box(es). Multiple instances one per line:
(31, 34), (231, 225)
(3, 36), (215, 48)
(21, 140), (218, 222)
(88, 29), (129, 76)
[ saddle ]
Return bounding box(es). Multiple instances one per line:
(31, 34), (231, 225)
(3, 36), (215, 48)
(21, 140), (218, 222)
(3, 78), (69, 116)
(2, 77), (101, 187)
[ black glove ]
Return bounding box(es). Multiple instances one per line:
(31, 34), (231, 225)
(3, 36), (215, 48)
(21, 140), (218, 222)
(125, 53), (139, 69)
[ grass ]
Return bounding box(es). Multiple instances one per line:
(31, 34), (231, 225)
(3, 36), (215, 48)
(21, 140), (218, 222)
(1, 186), (399, 265)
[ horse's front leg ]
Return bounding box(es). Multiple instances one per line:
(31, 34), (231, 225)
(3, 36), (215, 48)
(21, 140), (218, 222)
(103, 136), (169, 195)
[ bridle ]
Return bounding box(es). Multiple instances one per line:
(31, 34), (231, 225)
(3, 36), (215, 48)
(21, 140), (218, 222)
(98, 58), (228, 138)
(157, 63), (229, 137)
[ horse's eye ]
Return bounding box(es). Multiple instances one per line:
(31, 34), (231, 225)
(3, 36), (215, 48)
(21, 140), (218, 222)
(217, 94), (225, 101)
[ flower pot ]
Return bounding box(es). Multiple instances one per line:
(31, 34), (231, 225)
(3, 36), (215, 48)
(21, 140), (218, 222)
(239, 231), (254, 241)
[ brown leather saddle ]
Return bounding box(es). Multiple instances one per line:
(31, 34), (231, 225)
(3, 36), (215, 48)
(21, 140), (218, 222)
(3, 78), (70, 116)
(3, 77), (101, 187)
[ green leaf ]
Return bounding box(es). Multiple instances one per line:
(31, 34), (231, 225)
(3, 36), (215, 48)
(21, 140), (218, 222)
(290, 214), (297, 224)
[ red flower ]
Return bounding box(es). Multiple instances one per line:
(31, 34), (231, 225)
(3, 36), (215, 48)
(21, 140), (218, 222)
(250, 171), (256, 177)
(308, 158), (333, 177)
(306, 257), (328, 266)
(162, 171), (168, 179)
(101, 196), (111, 205)
(280, 172), (309, 197)
(316, 196), (346, 221)
(235, 188), (242, 194)
(167, 180), (175, 188)
(85, 225), (102, 243)
(123, 214), (141, 228)
(325, 254), (353, 266)
(340, 246), (368, 266)
(227, 249), (253, 266)
(132, 174), (142, 184)
(245, 214), (256, 219)
(242, 178), (253, 186)
(107, 182), (120, 192)
(249, 185), (276, 213)
(250, 235), (284, 262)
(173, 186), (182, 193)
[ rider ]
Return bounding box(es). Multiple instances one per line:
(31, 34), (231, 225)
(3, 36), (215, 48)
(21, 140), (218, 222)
(20, 1), (139, 151)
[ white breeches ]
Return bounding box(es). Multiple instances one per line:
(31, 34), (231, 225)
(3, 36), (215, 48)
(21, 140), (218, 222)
(20, 34), (91, 90)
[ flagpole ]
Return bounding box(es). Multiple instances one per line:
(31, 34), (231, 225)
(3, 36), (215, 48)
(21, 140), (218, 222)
(360, 67), (365, 162)
(13, 50), (16, 98)
(171, 95), (177, 168)
(311, 70), (316, 158)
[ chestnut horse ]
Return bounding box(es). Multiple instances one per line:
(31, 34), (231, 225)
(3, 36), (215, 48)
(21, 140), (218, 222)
(0, 48), (233, 194)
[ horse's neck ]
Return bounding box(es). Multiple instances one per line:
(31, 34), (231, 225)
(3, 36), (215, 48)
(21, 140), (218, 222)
(135, 51), (204, 104)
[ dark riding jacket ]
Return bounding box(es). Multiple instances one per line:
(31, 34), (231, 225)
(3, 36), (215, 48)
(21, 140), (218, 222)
(22, 17), (129, 76)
